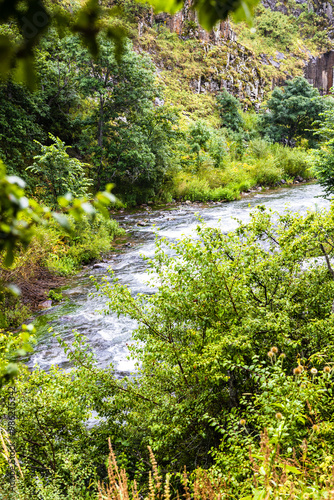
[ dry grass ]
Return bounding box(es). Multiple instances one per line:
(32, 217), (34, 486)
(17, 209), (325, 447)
(98, 434), (334, 500)
(98, 439), (224, 500)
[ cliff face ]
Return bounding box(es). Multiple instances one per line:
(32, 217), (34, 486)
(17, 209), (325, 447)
(153, 0), (236, 43)
(137, 3), (267, 110)
(135, 0), (334, 114)
(263, 0), (334, 23)
(304, 51), (334, 94)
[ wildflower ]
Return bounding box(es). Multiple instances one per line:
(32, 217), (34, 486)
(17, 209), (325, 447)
(310, 367), (318, 375)
(276, 412), (283, 420)
(268, 351), (274, 358)
(293, 366), (303, 376)
(279, 353), (286, 359)
(271, 346), (278, 354)
(312, 424), (319, 432)
(324, 366), (331, 374)
(239, 419), (246, 426)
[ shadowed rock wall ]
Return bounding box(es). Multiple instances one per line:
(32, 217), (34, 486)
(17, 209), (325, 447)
(304, 51), (334, 94)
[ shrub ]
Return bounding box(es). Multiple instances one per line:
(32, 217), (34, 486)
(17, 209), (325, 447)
(271, 144), (312, 179)
(47, 214), (125, 273)
(248, 138), (270, 159)
(95, 203), (334, 475)
(250, 157), (283, 186)
(255, 8), (297, 49)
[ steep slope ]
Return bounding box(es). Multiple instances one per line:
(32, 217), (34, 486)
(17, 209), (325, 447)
(123, 0), (334, 120)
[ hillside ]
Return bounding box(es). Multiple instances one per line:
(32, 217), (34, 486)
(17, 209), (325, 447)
(119, 0), (334, 122)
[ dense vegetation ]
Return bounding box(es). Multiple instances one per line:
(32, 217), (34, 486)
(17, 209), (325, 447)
(3, 205), (334, 499)
(3, 0), (334, 498)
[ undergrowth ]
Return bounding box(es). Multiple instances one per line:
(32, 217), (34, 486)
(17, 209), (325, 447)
(0, 213), (124, 328)
(171, 134), (313, 203)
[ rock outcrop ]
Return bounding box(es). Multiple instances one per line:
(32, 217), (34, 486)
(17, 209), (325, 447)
(153, 0), (236, 43)
(137, 0), (334, 105)
(304, 51), (334, 94)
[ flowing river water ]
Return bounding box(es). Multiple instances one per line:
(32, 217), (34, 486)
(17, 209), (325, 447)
(29, 183), (330, 374)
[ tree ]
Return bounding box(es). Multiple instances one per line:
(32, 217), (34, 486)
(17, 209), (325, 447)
(259, 77), (325, 146)
(76, 36), (178, 202)
(311, 102), (334, 198)
(188, 120), (211, 169)
(216, 89), (243, 132)
(27, 135), (92, 209)
(0, 29), (82, 179)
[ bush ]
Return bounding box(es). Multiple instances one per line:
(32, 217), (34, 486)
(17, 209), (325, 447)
(248, 138), (270, 159)
(251, 157), (283, 186)
(26, 135), (92, 209)
(255, 8), (297, 49)
(47, 214), (125, 273)
(95, 203), (334, 475)
(270, 144), (313, 179)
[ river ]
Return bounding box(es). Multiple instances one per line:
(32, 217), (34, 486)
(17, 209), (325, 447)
(28, 183), (330, 374)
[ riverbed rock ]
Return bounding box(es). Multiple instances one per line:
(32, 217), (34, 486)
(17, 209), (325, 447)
(137, 220), (148, 226)
(92, 263), (110, 269)
(38, 300), (52, 309)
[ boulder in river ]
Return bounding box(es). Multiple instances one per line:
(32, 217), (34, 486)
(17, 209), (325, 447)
(38, 300), (52, 309)
(92, 263), (110, 269)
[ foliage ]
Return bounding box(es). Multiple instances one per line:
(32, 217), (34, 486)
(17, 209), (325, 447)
(259, 77), (326, 146)
(172, 129), (312, 203)
(207, 355), (334, 497)
(93, 203), (334, 472)
(0, 0), (128, 89)
(47, 213), (125, 274)
(255, 7), (297, 50)
(0, 325), (34, 387)
(311, 103), (334, 198)
(74, 35), (178, 203)
(27, 135), (93, 209)
(0, 161), (42, 268)
(4, 204), (334, 496)
(0, 80), (46, 175)
(216, 89), (243, 132)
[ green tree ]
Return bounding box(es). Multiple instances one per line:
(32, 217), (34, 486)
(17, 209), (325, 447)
(76, 36), (178, 202)
(216, 89), (243, 132)
(188, 120), (211, 169)
(0, 29), (82, 180)
(259, 77), (325, 146)
(311, 102), (334, 198)
(27, 134), (92, 209)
